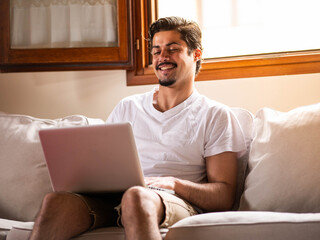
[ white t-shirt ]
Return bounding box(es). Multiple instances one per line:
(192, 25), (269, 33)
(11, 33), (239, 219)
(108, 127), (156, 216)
(106, 88), (246, 183)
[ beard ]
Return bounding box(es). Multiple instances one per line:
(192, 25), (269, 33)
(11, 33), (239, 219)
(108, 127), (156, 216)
(158, 78), (176, 87)
(156, 62), (177, 87)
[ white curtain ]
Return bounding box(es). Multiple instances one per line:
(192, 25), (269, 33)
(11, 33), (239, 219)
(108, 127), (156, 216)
(10, 0), (118, 49)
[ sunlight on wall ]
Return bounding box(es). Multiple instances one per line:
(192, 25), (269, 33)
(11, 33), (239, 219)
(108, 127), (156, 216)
(1, 71), (320, 119)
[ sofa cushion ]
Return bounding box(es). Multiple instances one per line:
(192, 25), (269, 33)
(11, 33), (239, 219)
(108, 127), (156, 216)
(239, 103), (320, 212)
(165, 211), (320, 240)
(0, 218), (33, 240)
(0, 113), (104, 221)
(6, 226), (168, 240)
(230, 108), (253, 210)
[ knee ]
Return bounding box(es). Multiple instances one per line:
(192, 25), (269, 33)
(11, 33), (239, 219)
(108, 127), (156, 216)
(38, 192), (81, 220)
(34, 192), (66, 223)
(41, 192), (69, 210)
(121, 187), (157, 220)
(121, 186), (152, 208)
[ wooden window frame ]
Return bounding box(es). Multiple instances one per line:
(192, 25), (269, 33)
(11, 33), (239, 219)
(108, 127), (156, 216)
(126, 0), (320, 86)
(0, 0), (133, 72)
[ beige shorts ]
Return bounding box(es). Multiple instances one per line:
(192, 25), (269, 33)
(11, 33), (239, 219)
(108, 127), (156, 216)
(154, 190), (198, 228)
(75, 189), (198, 230)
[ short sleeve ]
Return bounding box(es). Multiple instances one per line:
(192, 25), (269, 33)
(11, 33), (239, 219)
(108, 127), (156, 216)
(204, 106), (247, 158)
(106, 101), (124, 124)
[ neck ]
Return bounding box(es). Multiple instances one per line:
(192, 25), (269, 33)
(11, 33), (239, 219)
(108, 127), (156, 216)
(153, 82), (194, 112)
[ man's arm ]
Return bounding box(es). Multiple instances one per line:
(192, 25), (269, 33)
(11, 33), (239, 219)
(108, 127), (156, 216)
(145, 151), (238, 212)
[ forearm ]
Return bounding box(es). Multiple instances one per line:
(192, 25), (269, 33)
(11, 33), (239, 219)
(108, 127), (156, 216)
(174, 178), (236, 212)
(145, 152), (238, 211)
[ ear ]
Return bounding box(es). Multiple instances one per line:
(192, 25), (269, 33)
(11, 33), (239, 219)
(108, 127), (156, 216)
(194, 49), (202, 61)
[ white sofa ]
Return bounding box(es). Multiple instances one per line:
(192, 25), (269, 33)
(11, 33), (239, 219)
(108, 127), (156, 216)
(1, 103), (320, 240)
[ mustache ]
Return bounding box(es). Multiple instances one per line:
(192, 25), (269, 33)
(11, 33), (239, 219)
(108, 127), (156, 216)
(156, 62), (177, 70)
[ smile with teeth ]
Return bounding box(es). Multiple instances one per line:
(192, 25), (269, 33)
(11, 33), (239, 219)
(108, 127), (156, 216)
(157, 63), (177, 71)
(160, 66), (174, 70)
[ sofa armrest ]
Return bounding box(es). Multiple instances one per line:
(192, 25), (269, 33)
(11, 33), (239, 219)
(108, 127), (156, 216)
(165, 211), (320, 240)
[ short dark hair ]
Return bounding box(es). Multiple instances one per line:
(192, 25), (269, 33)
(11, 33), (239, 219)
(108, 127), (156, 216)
(149, 16), (203, 75)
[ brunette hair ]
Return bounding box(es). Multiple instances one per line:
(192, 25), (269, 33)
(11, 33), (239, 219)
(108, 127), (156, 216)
(149, 16), (203, 75)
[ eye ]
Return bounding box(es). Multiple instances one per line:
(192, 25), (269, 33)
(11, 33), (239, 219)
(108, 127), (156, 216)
(152, 50), (161, 56)
(168, 48), (178, 53)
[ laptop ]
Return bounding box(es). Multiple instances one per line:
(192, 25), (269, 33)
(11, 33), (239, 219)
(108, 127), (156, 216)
(39, 123), (147, 194)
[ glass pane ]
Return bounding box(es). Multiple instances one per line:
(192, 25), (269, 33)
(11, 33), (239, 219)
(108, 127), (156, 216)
(158, 0), (320, 59)
(10, 0), (118, 49)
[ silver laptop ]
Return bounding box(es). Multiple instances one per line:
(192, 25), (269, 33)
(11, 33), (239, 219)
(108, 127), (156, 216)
(39, 123), (146, 193)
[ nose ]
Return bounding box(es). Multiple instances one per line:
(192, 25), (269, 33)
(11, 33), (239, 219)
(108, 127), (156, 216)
(158, 49), (170, 61)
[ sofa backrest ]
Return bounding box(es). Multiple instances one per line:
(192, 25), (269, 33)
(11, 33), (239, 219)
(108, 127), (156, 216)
(0, 108), (255, 221)
(239, 103), (320, 213)
(0, 113), (104, 221)
(230, 108), (254, 210)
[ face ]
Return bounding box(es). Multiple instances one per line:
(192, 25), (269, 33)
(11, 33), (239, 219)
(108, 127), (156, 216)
(151, 30), (200, 87)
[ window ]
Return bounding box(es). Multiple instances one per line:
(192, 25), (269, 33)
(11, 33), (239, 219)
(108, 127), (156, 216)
(0, 0), (132, 72)
(10, 0), (118, 49)
(127, 0), (320, 86)
(2, 0), (319, 78)
(158, 0), (320, 59)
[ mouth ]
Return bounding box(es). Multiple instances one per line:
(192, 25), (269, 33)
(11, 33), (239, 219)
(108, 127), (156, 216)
(156, 62), (177, 71)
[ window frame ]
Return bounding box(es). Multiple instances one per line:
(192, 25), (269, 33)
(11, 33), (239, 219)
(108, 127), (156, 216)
(0, 0), (133, 72)
(126, 0), (320, 86)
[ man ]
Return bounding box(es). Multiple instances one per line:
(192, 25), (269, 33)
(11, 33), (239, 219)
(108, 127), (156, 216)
(30, 16), (246, 240)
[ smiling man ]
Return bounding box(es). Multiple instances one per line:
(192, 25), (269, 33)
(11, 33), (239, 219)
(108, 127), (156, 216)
(152, 30), (200, 88)
(29, 17), (246, 240)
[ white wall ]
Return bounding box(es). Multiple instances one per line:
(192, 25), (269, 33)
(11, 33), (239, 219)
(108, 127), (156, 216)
(0, 70), (319, 120)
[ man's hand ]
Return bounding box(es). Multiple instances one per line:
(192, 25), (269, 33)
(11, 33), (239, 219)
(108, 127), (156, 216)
(145, 152), (238, 212)
(145, 176), (177, 191)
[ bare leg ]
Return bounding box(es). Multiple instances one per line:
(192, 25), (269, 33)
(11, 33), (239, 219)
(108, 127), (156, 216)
(121, 186), (165, 240)
(29, 192), (92, 240)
